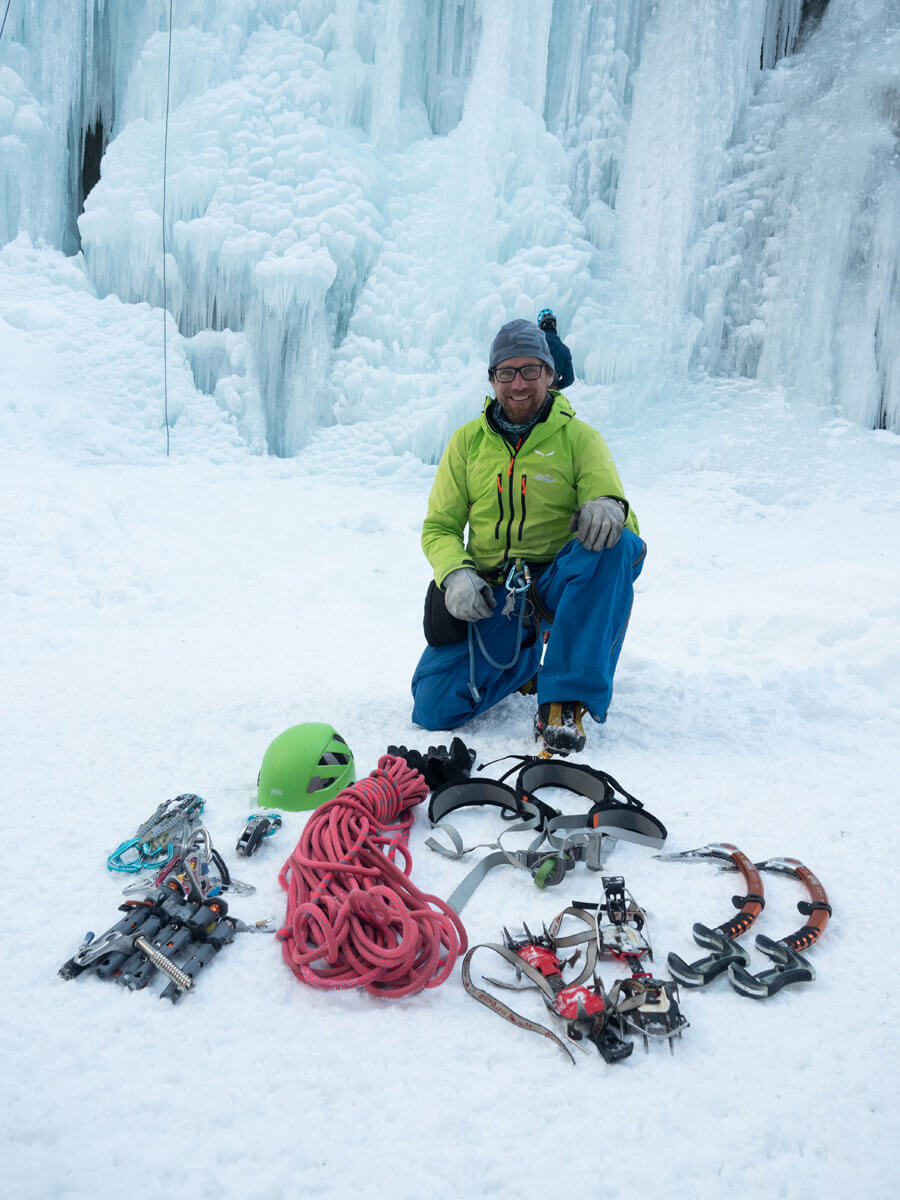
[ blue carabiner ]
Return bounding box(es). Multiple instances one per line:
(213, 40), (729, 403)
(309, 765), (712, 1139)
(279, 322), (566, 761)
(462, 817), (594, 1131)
(107, 838), (174, 873)
(505, 561), (531, 594)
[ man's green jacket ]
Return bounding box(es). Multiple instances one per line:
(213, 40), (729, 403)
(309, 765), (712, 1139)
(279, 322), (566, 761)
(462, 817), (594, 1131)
(422, 393), (639, 586)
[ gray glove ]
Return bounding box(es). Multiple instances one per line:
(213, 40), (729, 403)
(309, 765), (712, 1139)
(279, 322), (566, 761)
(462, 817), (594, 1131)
(443, 568), (497, 622)
(569, 497), (626, 551)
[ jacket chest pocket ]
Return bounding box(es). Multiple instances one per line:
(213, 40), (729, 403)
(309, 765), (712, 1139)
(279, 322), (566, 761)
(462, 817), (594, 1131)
(520, 460), (577, 520)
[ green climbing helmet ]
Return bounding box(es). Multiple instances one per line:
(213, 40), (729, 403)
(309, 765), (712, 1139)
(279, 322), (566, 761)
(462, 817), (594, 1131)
(257, 722), (355, 811)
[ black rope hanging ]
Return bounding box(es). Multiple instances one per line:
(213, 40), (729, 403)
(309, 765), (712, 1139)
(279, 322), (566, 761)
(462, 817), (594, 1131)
(162, 0), (174, 455)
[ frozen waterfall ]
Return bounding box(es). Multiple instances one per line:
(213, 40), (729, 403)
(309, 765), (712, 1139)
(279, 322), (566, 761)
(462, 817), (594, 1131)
(1, 0), (897, 453)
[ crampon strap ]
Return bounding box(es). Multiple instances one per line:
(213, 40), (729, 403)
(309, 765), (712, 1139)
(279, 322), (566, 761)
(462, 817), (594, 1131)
(462, 899), (674, 1064)
(278, 755), (468, 998)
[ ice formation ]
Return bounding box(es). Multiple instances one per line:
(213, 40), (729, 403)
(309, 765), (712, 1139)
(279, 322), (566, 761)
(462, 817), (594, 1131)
(1, 0), (897, 454)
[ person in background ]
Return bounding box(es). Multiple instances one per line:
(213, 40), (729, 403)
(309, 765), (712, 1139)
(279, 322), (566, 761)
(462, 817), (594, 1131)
(411, 318), (645, 755)
(537, 308), (574, 389)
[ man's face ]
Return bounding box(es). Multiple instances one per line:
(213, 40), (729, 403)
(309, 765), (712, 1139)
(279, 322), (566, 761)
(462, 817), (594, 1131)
(491, 357), (554, 424)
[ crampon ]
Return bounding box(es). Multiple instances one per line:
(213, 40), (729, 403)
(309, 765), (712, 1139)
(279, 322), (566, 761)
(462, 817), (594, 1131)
(461, 876), (688, 1063)
(590, 875), (689, 1051)
(462, 919), (630, 1064)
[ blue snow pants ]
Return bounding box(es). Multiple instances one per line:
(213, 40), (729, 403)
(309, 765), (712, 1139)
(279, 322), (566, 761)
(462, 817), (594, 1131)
(411, 530), (646, 731)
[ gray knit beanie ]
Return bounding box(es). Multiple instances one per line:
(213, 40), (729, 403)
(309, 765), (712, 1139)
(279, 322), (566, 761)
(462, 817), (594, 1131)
(489, 319), (555, 372)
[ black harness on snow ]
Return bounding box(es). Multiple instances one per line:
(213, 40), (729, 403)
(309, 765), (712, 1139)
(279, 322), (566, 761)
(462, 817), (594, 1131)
(427, 758), (667, 913)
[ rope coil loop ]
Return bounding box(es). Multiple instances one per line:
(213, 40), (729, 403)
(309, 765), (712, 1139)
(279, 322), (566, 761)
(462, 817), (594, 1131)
(278, 755), (468, 997)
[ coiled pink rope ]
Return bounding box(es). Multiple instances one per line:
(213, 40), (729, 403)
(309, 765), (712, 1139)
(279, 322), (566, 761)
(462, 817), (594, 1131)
(277, 755), (468, 998)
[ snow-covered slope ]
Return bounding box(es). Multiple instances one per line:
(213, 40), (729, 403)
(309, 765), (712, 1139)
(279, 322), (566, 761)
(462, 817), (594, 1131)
(3, 238), (899, 1196)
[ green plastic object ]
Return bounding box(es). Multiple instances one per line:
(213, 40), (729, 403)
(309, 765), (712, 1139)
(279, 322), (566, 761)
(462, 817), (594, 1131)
(533, 858), (557, 889)
(257, 722), (355, 812)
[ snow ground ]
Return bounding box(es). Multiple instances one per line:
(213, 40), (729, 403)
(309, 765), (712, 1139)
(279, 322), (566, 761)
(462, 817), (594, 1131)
(2, 247), (899, 1200)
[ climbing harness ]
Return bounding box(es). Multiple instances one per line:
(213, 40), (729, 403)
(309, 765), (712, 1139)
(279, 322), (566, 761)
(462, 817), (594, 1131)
(728, 857), (831, 999)
(107, 793), (205, 873)
(278, 755), (468, 998)
(427, 757), (667, 912)
(236, 812), (282, 857)
(657, 843), (766, 986)
(462, 876), (687, 1063)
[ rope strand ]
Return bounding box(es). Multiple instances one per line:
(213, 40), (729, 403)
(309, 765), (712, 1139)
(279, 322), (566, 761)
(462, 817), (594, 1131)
(278, 755), (468, 998)
(161, 0), (174, 456)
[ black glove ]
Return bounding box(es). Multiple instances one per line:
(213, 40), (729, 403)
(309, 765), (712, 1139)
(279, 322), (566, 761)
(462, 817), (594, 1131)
(387, 737), (476, 789)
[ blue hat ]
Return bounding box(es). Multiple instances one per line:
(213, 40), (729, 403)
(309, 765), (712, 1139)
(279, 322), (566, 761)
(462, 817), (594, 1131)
(537, 308), (555, 324)
(489, 319), (555, 372)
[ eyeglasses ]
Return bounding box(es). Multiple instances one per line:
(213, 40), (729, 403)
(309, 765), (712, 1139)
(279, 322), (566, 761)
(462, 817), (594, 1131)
(491, 364), (546, 383)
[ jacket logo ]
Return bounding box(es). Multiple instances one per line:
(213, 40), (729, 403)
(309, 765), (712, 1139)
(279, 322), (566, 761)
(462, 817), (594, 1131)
(534, 450), (554, 458)
(535, 474), (556, 483)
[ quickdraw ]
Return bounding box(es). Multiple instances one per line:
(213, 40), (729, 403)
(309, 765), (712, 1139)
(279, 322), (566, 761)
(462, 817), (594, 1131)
(427, 757), (667, 912)
(122, 825), (255, 902)
(728, 857), (831, 999)
(461, 875), (687, 1064)
(657, 843), (766, 986)
(107, 793), (205, 873)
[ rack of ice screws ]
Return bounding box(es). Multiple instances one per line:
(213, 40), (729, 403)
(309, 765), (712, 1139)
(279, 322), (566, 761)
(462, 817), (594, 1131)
(60, 888), (241, 1000)
(59, 794), (275, 1001)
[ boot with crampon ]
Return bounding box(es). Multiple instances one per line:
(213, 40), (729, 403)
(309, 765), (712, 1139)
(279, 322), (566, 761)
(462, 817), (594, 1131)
(534, 701), (587, 755)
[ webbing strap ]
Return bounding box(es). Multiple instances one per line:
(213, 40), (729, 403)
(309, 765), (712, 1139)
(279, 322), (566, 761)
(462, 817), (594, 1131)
(426, 779), (546, 862)
(461, 942), (578, 1064)
(428, 778), (520, 826)
(517, 759), (639, 808)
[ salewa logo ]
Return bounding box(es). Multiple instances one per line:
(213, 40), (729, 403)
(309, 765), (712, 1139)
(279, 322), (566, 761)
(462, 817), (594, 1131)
(534, 450), (554, 458)
(535, 474), (556, 483)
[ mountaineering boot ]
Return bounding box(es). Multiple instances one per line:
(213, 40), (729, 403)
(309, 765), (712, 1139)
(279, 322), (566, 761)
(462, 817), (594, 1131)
(534, 702), (587, 755)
